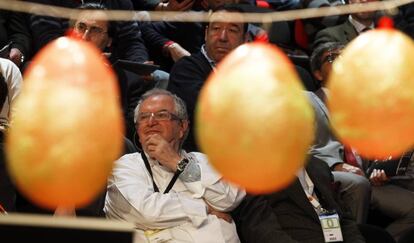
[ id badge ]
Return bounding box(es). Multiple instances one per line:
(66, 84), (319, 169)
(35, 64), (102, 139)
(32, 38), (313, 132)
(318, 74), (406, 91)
(144, 229), (173, 243)
(318, 212), (343, 242)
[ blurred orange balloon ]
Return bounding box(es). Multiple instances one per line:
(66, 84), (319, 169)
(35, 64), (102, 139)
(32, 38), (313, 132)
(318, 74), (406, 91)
(6, 37), (124, 209)
(196, 42), (314, 194)
(327, 29), (414, 159)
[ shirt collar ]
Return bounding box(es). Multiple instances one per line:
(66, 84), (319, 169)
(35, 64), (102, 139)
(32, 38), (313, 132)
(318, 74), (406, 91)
(201, 44), (216, 70)
(349, 15), (374, 33)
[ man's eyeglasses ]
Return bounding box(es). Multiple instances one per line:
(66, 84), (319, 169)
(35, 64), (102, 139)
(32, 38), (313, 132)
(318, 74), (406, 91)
(137, 110), (181, 123)
(75, 22), (107, 36)
(322, 52), (340, 64)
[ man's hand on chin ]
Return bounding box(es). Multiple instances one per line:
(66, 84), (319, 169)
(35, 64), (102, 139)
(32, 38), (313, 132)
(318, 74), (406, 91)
(145, 134), (181, 172)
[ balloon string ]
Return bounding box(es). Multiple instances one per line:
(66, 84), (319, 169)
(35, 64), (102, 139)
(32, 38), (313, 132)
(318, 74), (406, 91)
(0, 0), (412, 23)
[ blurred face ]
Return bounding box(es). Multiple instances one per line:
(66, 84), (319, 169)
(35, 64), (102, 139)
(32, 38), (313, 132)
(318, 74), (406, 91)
(313, 48), (342, 86)
(349, 0), (377, 22)
(205, 11), (246, 63)
(137, 95), (188, 149)
(73, 12), (112, 50)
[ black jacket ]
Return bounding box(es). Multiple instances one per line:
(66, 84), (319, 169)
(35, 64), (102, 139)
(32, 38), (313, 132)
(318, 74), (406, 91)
(232, 156), (366, 243)
(29, 0), (148, 62)
(0, 10), (31, 58)
(168, 51), (212, 152)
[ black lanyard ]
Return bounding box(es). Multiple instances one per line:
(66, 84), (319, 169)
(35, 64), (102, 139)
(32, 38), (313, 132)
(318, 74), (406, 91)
(141, 152), (181, 194)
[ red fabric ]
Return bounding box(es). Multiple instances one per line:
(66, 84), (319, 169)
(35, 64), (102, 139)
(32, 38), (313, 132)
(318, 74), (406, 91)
(344, 146), (360, 168)
(163, 40), (175, 48)
(254, 32), (269, 43)
(256, 0), (270, 8)
(294, 19), (308, 50)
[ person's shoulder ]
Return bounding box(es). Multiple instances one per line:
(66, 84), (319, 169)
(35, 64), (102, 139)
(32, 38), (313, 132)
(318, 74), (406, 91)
(317, 24), (342, 36)
(316, 19), (351, 37)
(0, 58), (17, 69)
(170, 51), (211, 80)
(0, 58), (21, 78)
(175, 52), (207, 67)
(187, 151), (209, 162)
(114, 152), (142, 168)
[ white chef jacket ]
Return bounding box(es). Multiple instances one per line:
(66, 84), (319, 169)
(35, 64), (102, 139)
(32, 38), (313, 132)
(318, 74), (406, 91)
(104, 151), (245, 243)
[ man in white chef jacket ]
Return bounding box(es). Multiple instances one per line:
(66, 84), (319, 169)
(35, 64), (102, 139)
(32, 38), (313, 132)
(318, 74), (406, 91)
(104, 89), (246, 243)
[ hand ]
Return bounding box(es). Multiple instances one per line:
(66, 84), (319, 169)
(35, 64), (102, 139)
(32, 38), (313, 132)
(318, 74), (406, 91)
(144, 134), (181, 171)
(9, 48), (23, 66)
(333, 163), (364, 176)
(206, 203), (233, 223)
(141, 73), (154, 83)
(164, 0), (194, 11)
(141, 61), (156, 83)
(167, 43), (190, 62)
(369, 169), (389, 186)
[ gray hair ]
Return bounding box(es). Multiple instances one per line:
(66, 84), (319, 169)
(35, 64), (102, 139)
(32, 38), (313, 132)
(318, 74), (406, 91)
(310, 42), (345, 73)
(134, 89), (188, 124)
(134, 89), (189, 148)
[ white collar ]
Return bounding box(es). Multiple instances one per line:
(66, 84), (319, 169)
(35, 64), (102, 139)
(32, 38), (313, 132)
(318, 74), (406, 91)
(349, 15), (374, 33)
(201, 44), (216, 70)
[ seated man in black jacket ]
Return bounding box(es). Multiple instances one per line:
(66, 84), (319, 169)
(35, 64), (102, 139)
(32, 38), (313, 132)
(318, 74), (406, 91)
(69, 2), (156, 141)
(168, 6), (248, 152)
(29, 0), (149, 63)
(233, 155), (367, 243)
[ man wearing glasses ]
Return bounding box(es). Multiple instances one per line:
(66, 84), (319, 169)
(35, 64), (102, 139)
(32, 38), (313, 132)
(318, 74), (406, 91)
(29, 0), (148, 63)
(71, 2), (162, 142)
(71, 5), (113, 54)
(105, 89), (245, 243)
(308, 42), (371, 225)
(168, 6), (248, 152)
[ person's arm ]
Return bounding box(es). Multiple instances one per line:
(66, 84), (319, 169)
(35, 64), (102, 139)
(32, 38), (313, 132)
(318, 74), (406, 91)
(110, 0), (149, 62)
(7, 11), (31, 66)
(140, 132), (245, 213)
(105, 154), (209, 229)
(2, 58), (22, 114)
(307, 92), (364, 175)
(313, 27), (340, 50)
(141, 22), (190, 62)
(28, 0), (69, 52)
(168, 54), (210, 118)
(306, 92), (344, 168)
(232, 194), (300, 243)
(155, 0), (194, 11)
(181, 153), (246, 212)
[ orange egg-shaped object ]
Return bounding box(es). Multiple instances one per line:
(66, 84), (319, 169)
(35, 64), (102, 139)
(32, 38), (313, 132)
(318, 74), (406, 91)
(6, 37), (124, 209)
(327, 29), (414, 159)
(196, 42), (315, 194)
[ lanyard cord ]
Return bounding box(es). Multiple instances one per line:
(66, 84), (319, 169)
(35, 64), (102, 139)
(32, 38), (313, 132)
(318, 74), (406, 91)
(140, 152), (181, 194)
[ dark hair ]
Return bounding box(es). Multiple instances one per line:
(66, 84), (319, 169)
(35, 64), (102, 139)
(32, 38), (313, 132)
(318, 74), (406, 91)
(70, 2), (115, 38)
(207, 4), (249, 35)
(310, 42), (345, 73)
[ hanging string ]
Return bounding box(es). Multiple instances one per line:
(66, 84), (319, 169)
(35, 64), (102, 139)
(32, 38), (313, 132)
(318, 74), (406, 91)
(0, 0), (412, 23)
